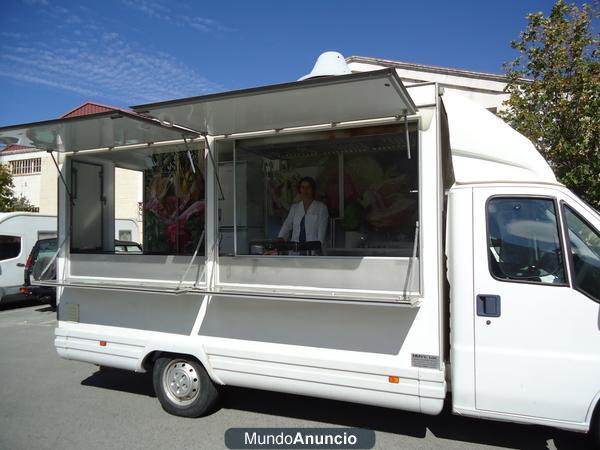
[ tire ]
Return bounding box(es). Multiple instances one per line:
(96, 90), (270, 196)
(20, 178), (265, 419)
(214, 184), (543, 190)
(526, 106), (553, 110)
(152, 356), (219, 418)
(592, 404), (600, 449)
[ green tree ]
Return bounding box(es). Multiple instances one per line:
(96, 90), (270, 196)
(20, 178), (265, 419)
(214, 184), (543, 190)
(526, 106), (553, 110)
(501, 0), (599, 209)
(0, 163), (38, 212)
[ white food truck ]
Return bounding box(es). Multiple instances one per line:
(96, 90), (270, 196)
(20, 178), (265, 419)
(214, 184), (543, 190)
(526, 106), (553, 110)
(0, 213), (140, 302)
(0, 58), (598, 442)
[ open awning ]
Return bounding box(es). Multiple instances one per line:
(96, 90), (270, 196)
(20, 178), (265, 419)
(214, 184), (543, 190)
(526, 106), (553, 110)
(0, 110), (196, 153)
(133, 68), (417, 136)
(0, 68), (416, 152)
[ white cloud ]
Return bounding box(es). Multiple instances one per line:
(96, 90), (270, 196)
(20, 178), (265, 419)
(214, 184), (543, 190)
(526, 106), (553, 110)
(0, 31), (222, 104)
(22, 0), (49, 5)
(121, 0), (230, 33)
(0, 32), (24, 39)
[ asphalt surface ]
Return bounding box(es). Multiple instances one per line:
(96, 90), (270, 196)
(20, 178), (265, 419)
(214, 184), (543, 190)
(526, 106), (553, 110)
(0, 303), (595, 450)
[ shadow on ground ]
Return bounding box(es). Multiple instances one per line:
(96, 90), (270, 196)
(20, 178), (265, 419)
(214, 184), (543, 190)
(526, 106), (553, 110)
(82, 368), (155, 397)
(81, 369), (593, 449)
(35, 305), (55, 313)
(0, 297), (42, 311)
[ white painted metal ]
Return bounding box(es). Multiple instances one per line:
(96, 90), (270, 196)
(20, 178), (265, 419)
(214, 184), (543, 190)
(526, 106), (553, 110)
(298, 51), (352, 81)
(134, 69), (416, 136)
(442, 92), (558, 184)
(448, 183), (600, 432)
(0, 65), (590, 434)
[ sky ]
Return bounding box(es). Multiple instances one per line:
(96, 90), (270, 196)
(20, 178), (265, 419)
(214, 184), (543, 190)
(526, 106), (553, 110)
(0, 0), (565, 127)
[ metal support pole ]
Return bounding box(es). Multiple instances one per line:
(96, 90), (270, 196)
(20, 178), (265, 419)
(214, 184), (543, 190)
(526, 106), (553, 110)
(404, 113), (412, 160)
(403, 220), (420, 300)
(177, 229), (205, 290)
(203, 134), (225, 200)
(183, 136), (196, 174)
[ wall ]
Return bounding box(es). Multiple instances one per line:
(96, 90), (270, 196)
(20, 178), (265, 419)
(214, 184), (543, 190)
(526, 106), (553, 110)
(38, 156), (58, 215)
(114, 168), (143, 242)
(347, 61), (510, 112)
(0, 151), (48, 209)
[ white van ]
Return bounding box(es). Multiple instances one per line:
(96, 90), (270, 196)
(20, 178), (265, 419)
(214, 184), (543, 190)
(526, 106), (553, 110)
(1, 63), (598, 443)
(0, 213), (140, 302)
(0, 213), (56, 301)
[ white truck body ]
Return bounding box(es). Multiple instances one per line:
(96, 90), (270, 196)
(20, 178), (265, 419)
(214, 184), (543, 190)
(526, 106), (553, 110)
(0, 68), (597, 435)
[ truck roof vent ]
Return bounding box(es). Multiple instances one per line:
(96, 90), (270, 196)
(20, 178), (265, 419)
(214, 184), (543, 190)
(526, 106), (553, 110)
(298, 51), (352, 81)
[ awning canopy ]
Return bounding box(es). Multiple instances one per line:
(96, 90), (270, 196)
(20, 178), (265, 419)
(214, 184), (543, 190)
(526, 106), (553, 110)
(133, 68), (417, 136)
(0, 68), (416, 152)
(0, 111), (196, 153)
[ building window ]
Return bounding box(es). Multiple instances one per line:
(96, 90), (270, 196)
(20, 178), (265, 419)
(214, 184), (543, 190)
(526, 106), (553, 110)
(9, 158), (42, 175)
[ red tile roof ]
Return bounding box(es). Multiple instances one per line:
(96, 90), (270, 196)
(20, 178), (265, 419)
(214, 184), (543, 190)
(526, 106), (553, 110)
(60, 101), (132, 118)
(0, 144), (43, 155)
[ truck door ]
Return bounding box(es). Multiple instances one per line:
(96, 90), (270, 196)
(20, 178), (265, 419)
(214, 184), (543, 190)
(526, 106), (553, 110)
(473, 186), (600, 424)
(71, 161), (103, 250)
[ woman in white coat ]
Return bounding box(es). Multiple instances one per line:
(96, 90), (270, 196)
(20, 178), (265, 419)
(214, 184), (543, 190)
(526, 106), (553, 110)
(278, 176), (329, 253)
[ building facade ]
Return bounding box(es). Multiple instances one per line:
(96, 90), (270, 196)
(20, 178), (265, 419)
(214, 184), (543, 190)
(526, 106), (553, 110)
(346, 55), (510, 113)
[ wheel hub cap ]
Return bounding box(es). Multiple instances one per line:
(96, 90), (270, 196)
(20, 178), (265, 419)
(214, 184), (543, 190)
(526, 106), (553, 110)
(163, 360), (200, 406)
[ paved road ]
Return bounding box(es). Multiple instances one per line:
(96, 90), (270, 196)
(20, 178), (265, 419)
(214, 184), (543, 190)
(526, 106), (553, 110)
(0, 304), (594, 450)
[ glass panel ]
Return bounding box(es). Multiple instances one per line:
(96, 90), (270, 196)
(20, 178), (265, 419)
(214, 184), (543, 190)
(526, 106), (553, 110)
(143, 146), (206, 255)
(220, 124), (419, 257)
(0, 113), (187, 152)
(340, 137), (418, 256)
(0, 235), (21, 261)
(487, 197), (566, 284)
(29, 239), (56, 281)
(36, 239), (57, 260)
(69, 142), (205, 256)
(564, 206), (600, 301)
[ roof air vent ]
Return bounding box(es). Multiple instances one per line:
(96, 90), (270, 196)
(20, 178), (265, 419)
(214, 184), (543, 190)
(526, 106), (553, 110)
(298, 51), (351, 81)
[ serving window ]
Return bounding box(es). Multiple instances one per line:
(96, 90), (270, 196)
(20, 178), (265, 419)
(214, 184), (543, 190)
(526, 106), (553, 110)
(67, 142), (206, 287)
(217, 123), (421, 297)
(69, 144), (205, 255)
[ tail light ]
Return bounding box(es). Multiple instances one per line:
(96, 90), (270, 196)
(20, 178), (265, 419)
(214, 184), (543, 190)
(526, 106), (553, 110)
(25, 253), (33, 269)
(20, 287), (29, 294)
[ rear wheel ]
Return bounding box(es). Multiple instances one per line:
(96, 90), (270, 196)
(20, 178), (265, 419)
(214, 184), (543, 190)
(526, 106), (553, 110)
(152, 356), (219, 417)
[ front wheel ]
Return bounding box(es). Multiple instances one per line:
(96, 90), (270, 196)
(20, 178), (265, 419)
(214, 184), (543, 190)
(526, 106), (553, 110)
(152, 356), (219, 417)
(592, 405), (600, 449)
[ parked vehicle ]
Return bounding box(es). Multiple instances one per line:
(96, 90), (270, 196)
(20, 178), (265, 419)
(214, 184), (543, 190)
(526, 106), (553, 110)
(0, 213), (56, 303)
(0, 54), (598, 444)
(21, 238), (143, 307)
(0, 213), (140, 304)
(20, 238), (57, 306)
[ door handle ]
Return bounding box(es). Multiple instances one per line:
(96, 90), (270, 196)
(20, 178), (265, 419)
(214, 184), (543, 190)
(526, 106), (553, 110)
(476, 294), (501, 317)
(16, 263), (25, 267)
